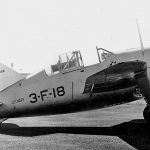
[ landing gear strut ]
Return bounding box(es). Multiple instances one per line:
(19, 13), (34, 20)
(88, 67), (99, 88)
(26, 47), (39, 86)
(143, 105), (150, 123)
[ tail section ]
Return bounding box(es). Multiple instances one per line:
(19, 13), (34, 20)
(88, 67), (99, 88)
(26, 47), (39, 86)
(0, 63), (24, 91)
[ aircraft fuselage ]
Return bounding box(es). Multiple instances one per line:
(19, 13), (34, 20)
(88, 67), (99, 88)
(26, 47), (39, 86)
(0, 48), (149, 119)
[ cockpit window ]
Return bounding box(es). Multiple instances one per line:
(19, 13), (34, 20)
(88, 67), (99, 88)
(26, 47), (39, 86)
(45, 51), (84, 76)
(96, 47), (114, 63)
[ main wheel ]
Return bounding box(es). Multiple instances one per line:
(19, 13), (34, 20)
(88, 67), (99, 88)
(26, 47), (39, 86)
(143, 105), (150, 123)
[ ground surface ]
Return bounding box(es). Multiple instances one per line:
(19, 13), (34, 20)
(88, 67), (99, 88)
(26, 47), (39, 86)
(0, 100), (149, 150)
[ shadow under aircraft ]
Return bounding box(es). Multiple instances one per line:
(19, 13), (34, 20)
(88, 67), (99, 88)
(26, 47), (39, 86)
(0, 119), (150, 149)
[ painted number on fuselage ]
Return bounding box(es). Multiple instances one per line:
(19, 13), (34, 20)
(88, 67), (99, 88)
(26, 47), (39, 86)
(29, 86), (65, 103)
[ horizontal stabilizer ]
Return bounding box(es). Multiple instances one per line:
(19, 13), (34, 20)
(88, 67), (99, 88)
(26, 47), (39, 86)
(0, 63), (24, 91)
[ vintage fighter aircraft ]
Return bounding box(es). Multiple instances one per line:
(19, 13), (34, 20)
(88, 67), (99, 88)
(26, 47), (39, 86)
(1, 21), (150, 123)
(0, 46), (149, 124)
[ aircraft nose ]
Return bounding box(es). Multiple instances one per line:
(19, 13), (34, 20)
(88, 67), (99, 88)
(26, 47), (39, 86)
(132, 61), (146, 74)
(135, 61), (150, 105)
(84, 60), (147, 94)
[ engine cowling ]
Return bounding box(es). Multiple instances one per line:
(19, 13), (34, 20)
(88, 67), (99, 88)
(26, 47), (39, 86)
(84, 61), (146, 107)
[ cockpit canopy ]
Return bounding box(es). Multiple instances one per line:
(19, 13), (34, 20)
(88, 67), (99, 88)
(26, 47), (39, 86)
(45, 47), (113, 76)
(50, 51), (84, 75)
(96, 47), (113, 63)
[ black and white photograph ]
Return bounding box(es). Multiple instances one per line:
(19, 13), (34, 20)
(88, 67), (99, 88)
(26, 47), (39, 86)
(1, 0), (150, 149)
